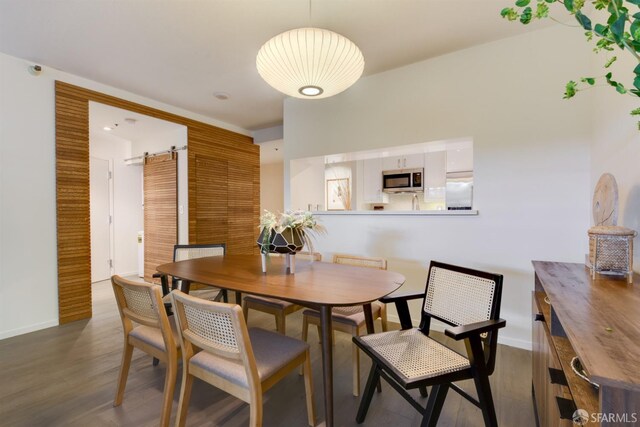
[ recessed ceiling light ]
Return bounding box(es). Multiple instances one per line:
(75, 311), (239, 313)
(103, 126), (112, 131)
(213, 92), (230, 100)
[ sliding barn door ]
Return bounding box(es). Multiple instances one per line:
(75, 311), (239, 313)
(194, 154), (258, 254)
(228, 161), (259, 254)
(194, 155), (228, 245)
(144, 153), (177, 283)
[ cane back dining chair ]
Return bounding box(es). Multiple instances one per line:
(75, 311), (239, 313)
(242, 251), (322, 335)
(354, 261), (505, 427)
(156, 243), (227, 308)
(170, 290), (316, 427)
(111, 275), (179, 427)
(301, 253), (388, 396)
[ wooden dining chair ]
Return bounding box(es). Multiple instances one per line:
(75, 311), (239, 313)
(111, 275), (179, 427)
(301, 253), (388, 396)
(242, 251), (322, 335)
(170, 290), (316, 427)
(354, 261), (505, 427)
(156, 243), (227, 310)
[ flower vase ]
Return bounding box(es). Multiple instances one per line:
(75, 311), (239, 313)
(257, 228), (304, 274)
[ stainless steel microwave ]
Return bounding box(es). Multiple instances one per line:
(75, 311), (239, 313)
(382, 168), (423, 193)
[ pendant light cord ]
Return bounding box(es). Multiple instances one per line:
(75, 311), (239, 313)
(308, 0), (312, 27)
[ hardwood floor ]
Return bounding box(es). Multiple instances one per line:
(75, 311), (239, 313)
(0, 279), (535, 426)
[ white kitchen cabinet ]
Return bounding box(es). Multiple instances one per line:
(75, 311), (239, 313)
(425, 151), (446, 188)
(381, 154), (424, 171)
(362, 158), (389, 204)
(446, 145), (473, 172)
(424, 151), (446, 201)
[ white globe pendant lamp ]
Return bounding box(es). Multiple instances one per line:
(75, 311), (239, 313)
(256, 27), (364, 99)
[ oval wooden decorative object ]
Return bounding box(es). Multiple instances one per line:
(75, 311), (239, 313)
(593, 173), (618, 226)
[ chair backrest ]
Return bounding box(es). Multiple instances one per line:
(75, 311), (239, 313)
(268, 251), (321, 261)
(297, 251), (322, 261)
(111, 275), (175, 348)
(170, 290), (259, 388)
(333, 253), (387, 270)
(419, 261), (503, 373)
(174, 243), (226, 262)
(169, 244), (226, 293)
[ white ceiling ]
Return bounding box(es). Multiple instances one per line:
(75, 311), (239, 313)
(89, 102), (186, 144)
(0, 1), (550, 132)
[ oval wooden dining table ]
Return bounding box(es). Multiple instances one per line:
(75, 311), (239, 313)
(156, 254), (405, 427)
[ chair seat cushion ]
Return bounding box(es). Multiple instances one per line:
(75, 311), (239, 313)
(189, 327), (309, 388)
(129, 315), (179, 352)
(358, 328), (470, 382)
(302, 302), (384, 327)
(243, 295), (298, 310)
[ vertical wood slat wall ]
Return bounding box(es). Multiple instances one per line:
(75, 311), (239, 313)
(188, 127), (260, 252)
(55, 81), (258, 324)
(194, 156), (228, 245)
(143, 153), (178, 284)
(56, 92), (91, 323)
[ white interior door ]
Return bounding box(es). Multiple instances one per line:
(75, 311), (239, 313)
(90, 157), (112, 283)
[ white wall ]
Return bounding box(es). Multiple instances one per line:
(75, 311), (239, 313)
(260, 162), (284, 214)
(290, 156), (325, 211)
(590, 52), (640, 269)
(0, 53), (58, 338)
(284, 26), (594, 349)
(90, 133), (143, 277)
(0, 51), (249, 339)
(132, 128), (189, 244)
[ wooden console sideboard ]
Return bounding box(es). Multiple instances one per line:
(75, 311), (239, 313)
(532, 261), (640, 427)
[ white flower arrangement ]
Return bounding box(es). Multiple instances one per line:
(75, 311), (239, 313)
(258, 210), (326, 254)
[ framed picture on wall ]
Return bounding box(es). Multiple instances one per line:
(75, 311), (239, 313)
(326, 178), (350, 211)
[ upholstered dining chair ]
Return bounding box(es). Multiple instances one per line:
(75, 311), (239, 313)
(242, 251), (322, 335)
(301, 253), (388, 396)
(111, 275), (179, 427)
(170, 290), (316, 427)
(354, 261), (505, 427)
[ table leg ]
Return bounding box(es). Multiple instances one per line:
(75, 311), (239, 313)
(182, 280), (191, 294)
(319, 305), (334, 427)
(235, 291), (242, 305)
(363, 303), (375, 334)
(363, 303), (382, 392)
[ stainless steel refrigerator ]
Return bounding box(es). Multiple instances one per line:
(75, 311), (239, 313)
(446, 171), (473, 210)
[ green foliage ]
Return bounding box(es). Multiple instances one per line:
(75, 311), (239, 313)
(564, 80), (578, 98)
(501, 0), (640, 124)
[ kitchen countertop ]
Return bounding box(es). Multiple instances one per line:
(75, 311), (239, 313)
(312, 210), (478, 216)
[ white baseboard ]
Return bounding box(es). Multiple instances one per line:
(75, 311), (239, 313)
(386, 314), (532, 351)
(0, 319), (59, 341)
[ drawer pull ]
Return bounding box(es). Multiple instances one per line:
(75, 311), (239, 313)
(534, 313), (545, 322)
(556, 396), (577, 420)
(548, 367), (568, 386)
(544, 296), (551, 305)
